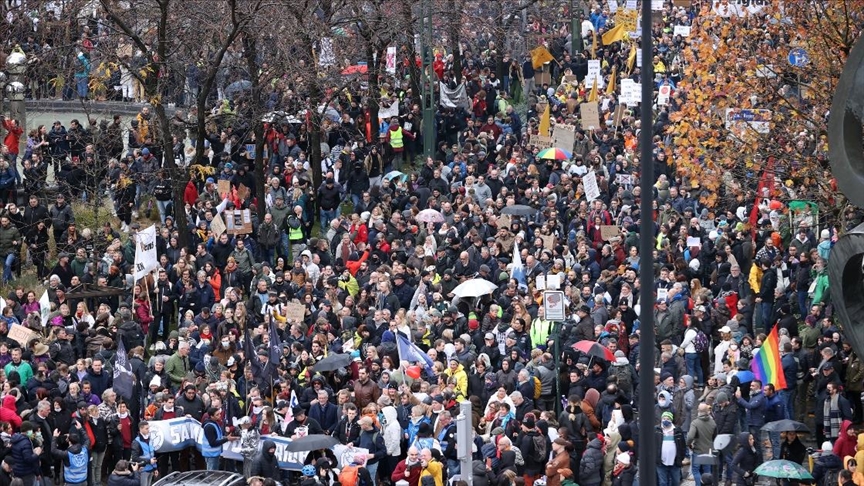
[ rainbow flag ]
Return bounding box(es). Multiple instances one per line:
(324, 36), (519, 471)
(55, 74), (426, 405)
(750, 325), (787, 389)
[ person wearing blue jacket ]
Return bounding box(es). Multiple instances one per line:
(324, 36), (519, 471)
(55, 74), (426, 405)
(9, 421), (42, 486)
(50, 427), (89, 486)
(736, 379), (767, 461)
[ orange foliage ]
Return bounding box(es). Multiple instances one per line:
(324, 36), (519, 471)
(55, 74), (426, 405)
(666, 0), (859, 212)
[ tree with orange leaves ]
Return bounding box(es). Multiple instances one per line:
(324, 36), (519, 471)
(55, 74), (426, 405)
(665, 0), (860, 221)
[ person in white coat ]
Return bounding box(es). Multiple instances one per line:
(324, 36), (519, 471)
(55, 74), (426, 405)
(379, 397), (403, 484)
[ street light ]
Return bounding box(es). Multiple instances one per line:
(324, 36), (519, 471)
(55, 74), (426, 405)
(4, 48), (27, 132)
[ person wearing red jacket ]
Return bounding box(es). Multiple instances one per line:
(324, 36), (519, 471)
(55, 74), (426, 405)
(391, 446), (423, 486)
(184, 177), (199, 206)
(2, 116), (23, 184)
(0, 395), (22, 430)
(346, 248), (369, 276)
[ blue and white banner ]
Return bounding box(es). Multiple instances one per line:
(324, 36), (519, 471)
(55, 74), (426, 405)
(147, 418), (365, 471)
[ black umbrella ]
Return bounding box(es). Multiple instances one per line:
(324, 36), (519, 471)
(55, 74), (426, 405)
(761, 419), (811, 433)
(312, 353), (351, 372)
(283, 434), (340, 452)
(500, 204), (538, 216)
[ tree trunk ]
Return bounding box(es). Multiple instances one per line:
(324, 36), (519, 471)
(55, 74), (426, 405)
(448, 0), (462, 84)
(241, 34), (268, 221)
(366, 43), (381, 135)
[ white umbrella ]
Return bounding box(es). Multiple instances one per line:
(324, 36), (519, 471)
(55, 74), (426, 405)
(416, 209), (445, 223)
(451, 278), (498, 298)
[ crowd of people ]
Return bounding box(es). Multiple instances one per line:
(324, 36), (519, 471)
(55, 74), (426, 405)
(0, 1), (857, 486)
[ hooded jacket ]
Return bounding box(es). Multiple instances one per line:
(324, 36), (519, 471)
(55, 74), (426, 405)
(579, 438), (605, 486)
(9, 433), (40, 477)
(250, 439), (280, 479)
(381, 406), (402, 457)
(732, 432), (759, 482)
(687, 410), (716, 454)
(0, 395), (21, 429)
(834, 420), (857, 459)
(443, 363), (468, 400)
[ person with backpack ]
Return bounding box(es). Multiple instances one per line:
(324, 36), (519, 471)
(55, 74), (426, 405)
(357, 416), (387, 486)
(812, 442), (843, 486)
(518, 413), (546, 486)
(680, 309), (706, 386)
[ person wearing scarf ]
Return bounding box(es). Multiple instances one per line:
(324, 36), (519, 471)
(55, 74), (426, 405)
(823, 382), (853, 442)
(655, 411), (685, 486)
(611, 452), (636, 486)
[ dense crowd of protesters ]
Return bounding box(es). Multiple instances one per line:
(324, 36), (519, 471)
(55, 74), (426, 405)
(0, 1), (857, 486)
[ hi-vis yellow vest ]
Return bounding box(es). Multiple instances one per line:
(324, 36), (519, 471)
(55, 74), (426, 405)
(390, 127), (404, 149)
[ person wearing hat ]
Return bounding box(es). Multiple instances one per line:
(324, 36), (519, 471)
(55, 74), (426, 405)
(610, 450), (635, 486)
(107, 459), (141, 486)
(284, 406), (323, 438)
(545, 437), (573, 486)
(573, 305), (595, 342)
(655, 410), (686, 486)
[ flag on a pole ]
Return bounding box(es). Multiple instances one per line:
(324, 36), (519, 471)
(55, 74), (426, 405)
(113, 338), (135, 400)
(510, 241), (527, 291)
(606, 66), (617, 96)
(396, 334), (435, 376)
(588, 79), (598, 102)
(748, 157), (776, 235)
(602, 24), (627, 45)
(627, 44), (637, 74)
(284, 390), (299, 424)
(39, 290), (50, 326)
(269, 322), (283, 364)
(750, 325), (787, 389)
(244, 326), (262, 376)
(530, 46), (555, 69)
(539, 103), (551, 136)
(133, 225), (158, 281)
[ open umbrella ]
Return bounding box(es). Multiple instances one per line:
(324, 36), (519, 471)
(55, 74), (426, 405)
(451, 279), (498, 298)
(500, 204), (539, 216)
(283, 434), (341, 452)
(754, 460), (813, 480)
(761, 420), (811, 433)
(312, 353), (351, 372)
(415, 209), (445, 223)
(571, 340), (616, 361)
(537, 147), (573, 160)
(383, 170), (407, 182)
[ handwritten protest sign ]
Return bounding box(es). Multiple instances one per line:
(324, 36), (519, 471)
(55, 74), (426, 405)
(580, 102), (601, 130)
(218, 180), (231, 197)
(210, 214), (226, 237)
(584, 171), (601, 202)
(225, 209), (253, 235)
(285, 302), (307, 324)
(600, 226), (620, 241)
(8, 324), (37, 347)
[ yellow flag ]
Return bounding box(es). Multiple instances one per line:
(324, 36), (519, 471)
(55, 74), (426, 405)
(602, 24), (627, 46)
(606, 66), (617, 96)
(588, 79), (598, 102)
(530, 46), (555, 70)
(539, 103), (551, 136)
(591, 29), (598, 59)
(627, 44), (637, 74)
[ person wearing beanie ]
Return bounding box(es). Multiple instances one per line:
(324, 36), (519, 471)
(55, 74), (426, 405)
(518, 412), (545, 483)
(688, 404), (717, 486)
(545, 438), (572, 486)
(655, 411), (686, 486)
(611, 451), (635, 486)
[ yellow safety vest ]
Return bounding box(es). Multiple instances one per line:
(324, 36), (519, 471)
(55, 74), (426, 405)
(390, 127), (404, 149)
(288, 224), (304, 242)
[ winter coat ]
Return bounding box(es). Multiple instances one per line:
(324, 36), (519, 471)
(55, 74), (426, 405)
(612, 464), (636, 486)
(9, 433), (40, 478)
(519, 430), (546, 475)
(545, 450), (571, 486)
(250, 440), (280, 478)
(357, 426), (386, 465)
(654, 425), (686, 467)
(732, 432), (759, 484)
(687, 413), (716, 454)
(580, 438), (605, 486)
(381, 407), (402, 457)
(834, 420), (857, 460)
(107, 471), (140, 486)
(0, 396), (21, 430)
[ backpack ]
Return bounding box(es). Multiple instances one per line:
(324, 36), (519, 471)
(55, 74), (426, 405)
(613, 364), (633, 395)
(513, 446), (525, 466)
(532, 376), (542, 400)
(693, 329), (709, 353)
(287, 215), (301, 229)
(421, 477), (436, 486)
(338, 465), (359, 485)
(823, 468), (841, 486)
(531, 434), (547, 463)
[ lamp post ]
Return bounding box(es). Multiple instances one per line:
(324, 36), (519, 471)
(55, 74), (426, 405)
(5, 48), (27, 132)
(570, 0), (583, 56)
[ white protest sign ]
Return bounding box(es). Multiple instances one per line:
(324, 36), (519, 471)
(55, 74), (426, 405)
(586, 60), (604, 89)
(626, 0), (637, 9)
(583, 171), (601, 202)
(686, 237), (702, 247)
(620, 79), (641, 106)
(637, 49), (643, 68)
(386, 46), (397, 74)
(652, 0), (664, 10)
(607, 0), (618, 13)
(133, 225), (158, 280)
(674, 25), (691, 37)
(658, 84), (671, 105)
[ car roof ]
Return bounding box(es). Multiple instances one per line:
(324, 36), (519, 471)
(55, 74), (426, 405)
(154, 470), (245, 486)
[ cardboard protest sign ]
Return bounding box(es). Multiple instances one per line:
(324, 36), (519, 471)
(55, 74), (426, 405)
(600, 226), (620, 241)
(284, 302), (307, 324)
(552, 124), (576, 152)
(8, 324), (37, 347)
(540, 234), (556, 250)
(218, 180), (231, 197)
(210, 214), (226, 237)
(225, 209), (253, 235)
(580, 102), (601, 131)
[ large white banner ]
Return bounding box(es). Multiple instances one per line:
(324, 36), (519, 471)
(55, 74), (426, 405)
(586, 60), (604, 90)
(439, 82), (472, 111)
(133, 225), (158, 280)
(584, 171), (601, 202)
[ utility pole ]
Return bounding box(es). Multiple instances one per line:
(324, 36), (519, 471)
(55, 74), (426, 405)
(570, 0), (583, 56)
(420, 0), (435, 159)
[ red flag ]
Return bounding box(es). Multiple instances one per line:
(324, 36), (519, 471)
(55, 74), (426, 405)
(749, 158), (776, 236)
